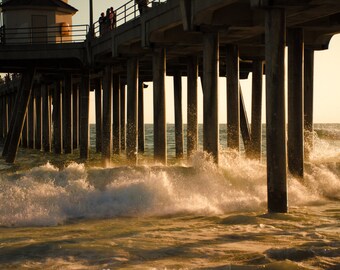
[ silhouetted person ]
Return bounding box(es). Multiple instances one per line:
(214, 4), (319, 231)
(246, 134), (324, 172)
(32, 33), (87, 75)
(109, 7), (117, 29)
(136, 0), (149, 15)
(99, 12), (105, 36)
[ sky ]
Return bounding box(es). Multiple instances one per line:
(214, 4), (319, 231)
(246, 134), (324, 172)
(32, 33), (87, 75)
(69, 0), (340, 124)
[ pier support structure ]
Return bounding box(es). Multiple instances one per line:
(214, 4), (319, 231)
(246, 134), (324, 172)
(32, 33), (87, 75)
(250, 60), (263, 159)
(153, 48), (167, 164)
(187, 56), (198, 157)
(35, 85), (42, 151)
(226, 44), (240, 151)
(203, 32), (219, 163)
(42, 84), (51, 152)
(73, 83), (79, 150)
(120, 84), (126, 151)
(138, 80), (144, 154)
(5, 67), (36, 163)
(126, 58), (138, 162)
(174, 71), (183, 159)
(95, 78), (102, 153)
(79, 71), (90, 160)
(102, 66), (112, 162)
(304, 48), (314, 159)
(288, 28), (304, 178)
(53, 81), (62, 154)
(265, 8), (288, 213)
(112, 74), (121, 155)
(63, 74), (73, 154)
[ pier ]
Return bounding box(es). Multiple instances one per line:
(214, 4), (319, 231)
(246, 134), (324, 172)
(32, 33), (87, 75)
(1, 0), (340, 213)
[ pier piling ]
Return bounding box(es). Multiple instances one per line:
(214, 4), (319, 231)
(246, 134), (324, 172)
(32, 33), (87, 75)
(265, 8), (288, 213)
(203, 32), (219, 163)
(153, 48), (167, 164)
(126, 58), (138, 162)
(53, 81), (62, 154)
(6, 67), (36, 163)
(187, 56), (198, 157)
(226, 44), (240, 151)
(35, 85), (42, 151)
(250, 60), (263, 160)
(113, 74), (121, 155)
(174, 71), (183, 159)
(42, 84), (51, 152)
(95, 78), (102, 153)
(102, 66), (113, 162)
(79, 71), (90, 160)
(288, 28), (304, 178)
(138, 80), (144, 154)
(63, 74), (73, 154)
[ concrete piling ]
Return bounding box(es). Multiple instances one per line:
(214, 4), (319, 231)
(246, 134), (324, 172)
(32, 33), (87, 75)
(226, 44), (240, 151)
(203, 32), (219, 163)
(187, 56), (198, 157)
(63, 74), (73, 154)
(35, 85), (42, 151)
(153, 48), (167, 164)
(265, 8), (288, 213)
(53, 81), (62, 154)
(95, 78), (102, 153)
(42, 84), (51, 152)
(73, 83), (79, 150)
(112, 74), (121, 155)
(6, 67), (36, 163)
(102, 65), (113, 161)
(79, 71), (90, 160)
(120, 85), (126, 151)
(250, 60), (263, 160)
(288, 28), (304, 178)
(173, 71), (183, 159)
(28, 89), (35, 149)
(126, 58), (138, 162)
(304, 48), (314, 159)
(138, 80), (144, 154)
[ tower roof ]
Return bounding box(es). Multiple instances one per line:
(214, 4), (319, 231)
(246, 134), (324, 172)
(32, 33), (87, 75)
(1, 0), (78, 14)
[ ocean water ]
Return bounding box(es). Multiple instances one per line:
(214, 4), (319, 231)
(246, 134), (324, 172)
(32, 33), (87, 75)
(0, 124), (339, 269)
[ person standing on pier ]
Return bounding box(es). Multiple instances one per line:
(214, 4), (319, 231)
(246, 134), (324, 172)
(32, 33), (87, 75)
(99, 12), (105, 36)
(136, 0), (149, 15)
(109, 7), (117, 29)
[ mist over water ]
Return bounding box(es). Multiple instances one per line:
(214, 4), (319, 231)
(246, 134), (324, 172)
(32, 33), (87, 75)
(0, 124), (339, 269)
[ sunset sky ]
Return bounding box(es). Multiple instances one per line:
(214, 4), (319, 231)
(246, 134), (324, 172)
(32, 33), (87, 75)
(69, 0), (340, 124)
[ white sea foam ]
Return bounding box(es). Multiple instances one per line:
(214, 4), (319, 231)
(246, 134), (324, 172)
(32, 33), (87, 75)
(0, 142), (338, 227)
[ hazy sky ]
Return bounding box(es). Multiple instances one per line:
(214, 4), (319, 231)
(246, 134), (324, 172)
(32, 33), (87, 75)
(69, 0), (340, 124)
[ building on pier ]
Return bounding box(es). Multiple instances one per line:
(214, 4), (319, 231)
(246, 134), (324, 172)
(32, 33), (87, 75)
(0, 0), (77, 44)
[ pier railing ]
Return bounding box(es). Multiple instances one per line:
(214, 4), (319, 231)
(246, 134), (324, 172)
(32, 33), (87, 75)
(0, 24), (88, 45)
(93, 0), (167, 37)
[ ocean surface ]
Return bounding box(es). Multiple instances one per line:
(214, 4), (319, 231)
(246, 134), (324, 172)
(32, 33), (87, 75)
(0, 124), (339, 270)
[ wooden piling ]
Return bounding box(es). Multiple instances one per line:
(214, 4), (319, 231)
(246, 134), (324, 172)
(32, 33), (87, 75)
(6, 67), (36, 163)
(95, 78), (102, 153)
(153, 48), (167, 164)
(102, 65), (112, 161)
(187, 56), (198, 157)
(250, 60), (263, 159)
(203, 32), (219, 163)
(79, 71), (90, 160)
(22, 116), (28, 148)
(126, 58), (138, 162)
(174, 71), (183, 158)
(288, 28), (304, 178)
(265, 8), (287, 213)
(226, 44), (240, 151)
(112, 74), (121, 155)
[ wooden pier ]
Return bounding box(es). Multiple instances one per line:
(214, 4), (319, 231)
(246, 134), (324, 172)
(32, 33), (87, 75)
(1, 0), (340, 212)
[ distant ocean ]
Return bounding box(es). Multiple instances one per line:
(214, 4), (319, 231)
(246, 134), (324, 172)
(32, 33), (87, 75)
(0, 124), (339, 269)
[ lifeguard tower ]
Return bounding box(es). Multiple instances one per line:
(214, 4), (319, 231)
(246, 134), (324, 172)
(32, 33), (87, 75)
(0, 0), (77, 44)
